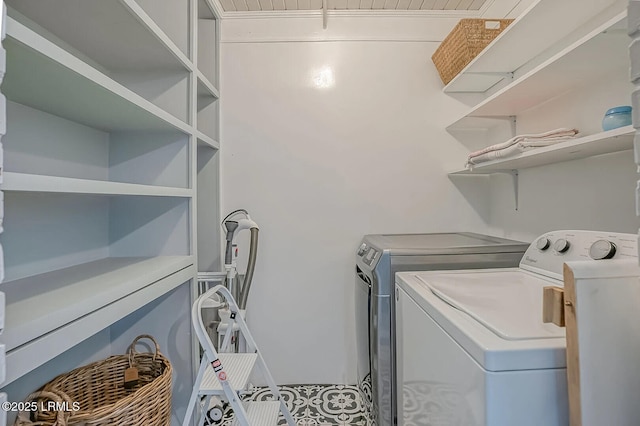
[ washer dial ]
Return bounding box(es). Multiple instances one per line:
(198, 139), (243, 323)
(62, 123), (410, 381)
(589, 240), (616, 260)
(553, 238), (571, 253)
(536, 238), (551, 251)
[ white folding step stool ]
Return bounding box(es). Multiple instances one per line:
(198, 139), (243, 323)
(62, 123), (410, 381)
(183, 285), (296, 426)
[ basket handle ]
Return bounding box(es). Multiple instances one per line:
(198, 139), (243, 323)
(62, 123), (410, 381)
(128, 334), (160, 366)
(15, 390), (72, 426)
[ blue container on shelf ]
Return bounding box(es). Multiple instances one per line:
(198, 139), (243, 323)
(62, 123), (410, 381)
(602, 106), (632, 131)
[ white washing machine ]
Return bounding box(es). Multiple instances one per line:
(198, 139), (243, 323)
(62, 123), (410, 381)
(395, 230), (638, 426)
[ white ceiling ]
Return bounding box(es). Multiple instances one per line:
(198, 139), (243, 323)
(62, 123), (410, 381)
(219, 0), (488, 12)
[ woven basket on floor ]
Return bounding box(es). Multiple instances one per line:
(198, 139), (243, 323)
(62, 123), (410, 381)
(432, 18), (514, 85)
(14, 390), (72, 426)
(18, 335), (172, 426)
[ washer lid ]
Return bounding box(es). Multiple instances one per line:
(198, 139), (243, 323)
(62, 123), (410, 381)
(363, 232), (527, 255)
(417, 271), (565, 341)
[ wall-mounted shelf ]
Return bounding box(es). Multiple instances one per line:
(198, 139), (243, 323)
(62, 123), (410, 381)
(447, 11), (628, 130)
(443, 0), (625, 93)
(0, 173), (193, 197)
(444, 0), (631, 214)
(1, 257), (195, 385)
(449, 126), (634, 211)
(450, 126), (634, 175)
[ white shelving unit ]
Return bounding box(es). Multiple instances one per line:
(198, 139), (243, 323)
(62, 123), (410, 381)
(0, 0), (222, 421)
(196, 0), (223, 274)
(444, 0), (627, 93)
(445, 0), (631, 192)
(0, 4), (7, 421)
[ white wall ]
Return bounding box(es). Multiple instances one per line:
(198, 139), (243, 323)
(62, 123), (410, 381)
(219, 19), (493, 384)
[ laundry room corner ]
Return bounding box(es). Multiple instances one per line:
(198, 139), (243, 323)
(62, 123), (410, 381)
(6, 0), (640, 424)
(218, 15), (493, 385)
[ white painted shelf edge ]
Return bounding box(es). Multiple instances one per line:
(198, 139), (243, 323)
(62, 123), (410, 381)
(6, 16), (192, 134)
(1, 256), (195, 352)
(197, 70), (220, 98)
(443, 0), (624, 93)
(449, 126), (634, 175)
(120, 0), (194, 72)
(446, 10), (627, 129)
(2, 261), (196, 385)
(0, 172), (194, 197)
(197, 130), (220, 149)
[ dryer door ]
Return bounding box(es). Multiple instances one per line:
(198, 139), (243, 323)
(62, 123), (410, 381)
(355, 266), (373, 417)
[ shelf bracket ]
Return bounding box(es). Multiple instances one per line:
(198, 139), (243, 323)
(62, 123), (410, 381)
(509, 169), (519, 211)
(322, 0), (328, 29)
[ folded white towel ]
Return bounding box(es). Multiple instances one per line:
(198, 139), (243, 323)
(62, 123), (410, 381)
(467, 128), (579, 160)
(466, 136), (574, 167)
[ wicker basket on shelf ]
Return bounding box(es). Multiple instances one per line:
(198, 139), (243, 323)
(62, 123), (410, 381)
(432, 18), (514, 85)
(16, 335), (172, 426)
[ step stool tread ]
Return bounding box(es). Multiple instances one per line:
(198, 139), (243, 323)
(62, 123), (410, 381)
(200, 353), (258, 393)
(231, 401), (281, 426)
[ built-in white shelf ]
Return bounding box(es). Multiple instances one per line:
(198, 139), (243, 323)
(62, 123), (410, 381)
(1, 256), (195, 385)
(0, 0), (221, 408)
(196, 0), (218, 92)
(447, 12), (627, 130)
(197, 70), (220, 99)
(443, 0), (625, 93)
(197, 131), (220, 150)
(450, 126), (634, 175)
(3, 17), (191, 133)
(0, 172), (193, 197)
(6, 0), (192, 74)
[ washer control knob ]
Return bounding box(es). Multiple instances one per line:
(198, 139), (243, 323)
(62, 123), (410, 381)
(589, 240), (617, 260)
(357, 243), (368, 256)
(536, 238), (551, 251)
(553, 238), (571, 253)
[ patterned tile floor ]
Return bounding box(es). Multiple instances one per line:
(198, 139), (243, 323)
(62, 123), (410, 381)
(210, 384), (369, 425)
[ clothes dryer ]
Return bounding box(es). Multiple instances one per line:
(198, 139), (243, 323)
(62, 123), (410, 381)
(355, 233), (527, 425)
